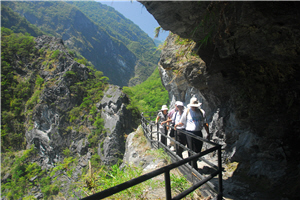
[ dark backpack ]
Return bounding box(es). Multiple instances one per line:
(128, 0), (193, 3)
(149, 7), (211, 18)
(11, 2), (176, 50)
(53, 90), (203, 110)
(186, 107), (204, 120)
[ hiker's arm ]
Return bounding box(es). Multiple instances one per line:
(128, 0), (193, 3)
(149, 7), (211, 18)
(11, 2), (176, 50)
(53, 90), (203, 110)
(155, 116), (160, 124)
(161, 118), (172, 125)
(174, 122), (184, 130)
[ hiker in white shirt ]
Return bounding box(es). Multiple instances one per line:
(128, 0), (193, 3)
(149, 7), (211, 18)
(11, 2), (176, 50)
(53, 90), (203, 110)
(174, 97), (210, 170)
(161, 101), (186, 156)
(171, 101), (187, 158)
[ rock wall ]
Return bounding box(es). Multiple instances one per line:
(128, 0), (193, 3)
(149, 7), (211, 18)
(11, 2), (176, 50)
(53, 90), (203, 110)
(25, 36), (94, 169)
(23, 36), (136, 182)
(140, 1), (300, 199)
(97, 85), (138, 166)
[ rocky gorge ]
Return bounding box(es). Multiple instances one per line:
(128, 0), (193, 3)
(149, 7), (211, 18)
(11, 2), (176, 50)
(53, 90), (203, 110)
(2, 1), (300, 199)
(1, 33), (138, 199)
(140, 1), (300, 199)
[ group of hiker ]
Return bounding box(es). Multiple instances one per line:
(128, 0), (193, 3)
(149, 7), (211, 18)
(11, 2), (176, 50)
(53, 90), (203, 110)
(155, 97), (210, 171)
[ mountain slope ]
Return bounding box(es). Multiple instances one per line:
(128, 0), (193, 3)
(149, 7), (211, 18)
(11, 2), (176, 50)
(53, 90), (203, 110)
(67, 1), (160, 85)
(2, 1), (158, 86)
(1, 5), (45, 37)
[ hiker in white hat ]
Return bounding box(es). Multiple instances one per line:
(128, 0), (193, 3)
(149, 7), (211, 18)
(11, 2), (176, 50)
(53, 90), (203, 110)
(167, 101), (181, 120)
(155, 105), (169, 146)
(170, 101), (187, 157)
(165, 101), (182, 149)
(174, 97), (210, 170)
(161, 101), (186, 154)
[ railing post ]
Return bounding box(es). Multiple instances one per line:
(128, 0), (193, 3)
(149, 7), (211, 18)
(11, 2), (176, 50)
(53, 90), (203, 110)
(165, 170), (171, 200)
(217, 145), (223, 200)
(150, 124), (153, 141)
(175, 129), (178, 156)
(157, 122), (160, 149)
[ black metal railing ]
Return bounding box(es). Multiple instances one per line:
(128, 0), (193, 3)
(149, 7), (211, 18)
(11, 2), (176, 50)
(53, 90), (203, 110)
(141, 112), (223, 199)
(81, 111), (223, 200)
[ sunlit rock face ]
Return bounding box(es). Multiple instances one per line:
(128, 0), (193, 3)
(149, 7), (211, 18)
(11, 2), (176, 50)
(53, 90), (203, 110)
(25, 36), (137, 171)
(97, 85), (138, 166)
(25, 36), (93, 169)
(140, 1), (300, 199)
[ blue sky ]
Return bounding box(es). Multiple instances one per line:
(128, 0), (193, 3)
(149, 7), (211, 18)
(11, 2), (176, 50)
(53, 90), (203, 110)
(97, 0), (169, 41)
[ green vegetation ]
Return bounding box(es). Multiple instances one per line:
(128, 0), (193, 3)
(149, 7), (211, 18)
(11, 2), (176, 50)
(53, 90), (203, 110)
(170, 173), (196, 198)
(67, 67), (108, 151)
(78, 164), (158, 198)
(1, 146), (48, 199)
(1, 27), (110, 198)
(1, 28), (37, 152)
(123, 67), (169, 116)
(78, 154), (194, 199)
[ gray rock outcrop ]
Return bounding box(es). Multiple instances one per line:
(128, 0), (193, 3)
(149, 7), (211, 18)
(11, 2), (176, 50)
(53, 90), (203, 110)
(25, 36), (94, 169)
(97, 85), (138, 166)
(122, 126), (167, 172)
(25, 36), (137, 170)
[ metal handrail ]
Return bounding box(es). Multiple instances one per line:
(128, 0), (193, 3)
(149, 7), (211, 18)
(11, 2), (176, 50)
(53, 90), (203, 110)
(141, 112), (223, 198)
(81, 112), (223, 200)
(81, 147), (220, 200)
(142, 112), (221, 169)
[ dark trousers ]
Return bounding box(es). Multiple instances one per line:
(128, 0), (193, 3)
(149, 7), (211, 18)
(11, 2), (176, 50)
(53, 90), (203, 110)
(160, 126), (167, 146)
(186, 130), (203, 170)
(175, 129), (187, 158)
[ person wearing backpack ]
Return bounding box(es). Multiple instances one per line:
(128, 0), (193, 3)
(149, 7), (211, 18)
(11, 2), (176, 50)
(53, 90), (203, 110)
(161, 101), (186, 156)
(174, 97), (210, 170)
(155, 105), (169, 146)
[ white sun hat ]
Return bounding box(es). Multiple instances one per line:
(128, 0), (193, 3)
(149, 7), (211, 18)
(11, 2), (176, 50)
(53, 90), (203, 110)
(161, 105), (168, 111)
(175, 101), (181, 105)
(176, 101), (184, 107)
(188, 97), (202, 107)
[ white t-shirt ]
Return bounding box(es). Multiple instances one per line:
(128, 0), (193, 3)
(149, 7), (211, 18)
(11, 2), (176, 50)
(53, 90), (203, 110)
(172, 111), (185, 129)
(180, 108), (206, 131)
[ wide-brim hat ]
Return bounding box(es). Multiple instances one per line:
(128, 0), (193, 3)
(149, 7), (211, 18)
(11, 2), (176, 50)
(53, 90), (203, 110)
(176, 101), (184, 107)
(161, 105), (168, 111)
(188, 97), (202, 107)
(175, 101), (181, 106)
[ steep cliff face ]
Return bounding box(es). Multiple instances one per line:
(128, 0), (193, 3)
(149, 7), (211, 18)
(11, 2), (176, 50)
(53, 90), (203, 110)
(22, 35), (136, 168)
(140, 1), (300, 199)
